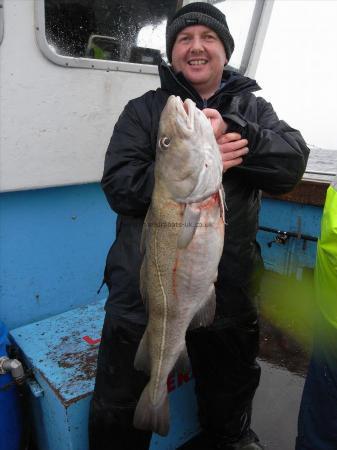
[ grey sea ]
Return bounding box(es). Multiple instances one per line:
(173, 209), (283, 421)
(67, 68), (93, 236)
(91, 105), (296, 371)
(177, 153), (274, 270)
(305, 147), (337, 182)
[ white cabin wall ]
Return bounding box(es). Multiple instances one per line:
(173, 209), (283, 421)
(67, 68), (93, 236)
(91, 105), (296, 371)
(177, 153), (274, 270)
(0, 0), (160, 192)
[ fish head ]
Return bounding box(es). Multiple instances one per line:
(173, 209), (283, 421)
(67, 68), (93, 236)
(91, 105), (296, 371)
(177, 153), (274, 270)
(156, 95), (222, 202)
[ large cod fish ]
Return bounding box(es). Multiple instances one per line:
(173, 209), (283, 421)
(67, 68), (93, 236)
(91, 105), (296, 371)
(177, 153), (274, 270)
(133, 95), (225, 436)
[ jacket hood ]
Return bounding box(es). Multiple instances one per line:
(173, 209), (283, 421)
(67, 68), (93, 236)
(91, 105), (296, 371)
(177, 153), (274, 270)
(158, 60), (261, 106)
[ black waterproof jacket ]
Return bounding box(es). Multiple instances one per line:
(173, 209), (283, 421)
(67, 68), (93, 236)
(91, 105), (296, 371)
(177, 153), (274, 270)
(101, 61), (310, 324)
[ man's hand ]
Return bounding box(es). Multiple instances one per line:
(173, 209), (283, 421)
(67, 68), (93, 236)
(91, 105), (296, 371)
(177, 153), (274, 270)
(218, 132), (249, 172)
(202, 109), (249, 172)
(203, 108), (228, 139)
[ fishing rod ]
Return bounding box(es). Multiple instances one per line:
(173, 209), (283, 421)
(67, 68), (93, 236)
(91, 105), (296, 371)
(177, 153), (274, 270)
(258, 226), (318, 247)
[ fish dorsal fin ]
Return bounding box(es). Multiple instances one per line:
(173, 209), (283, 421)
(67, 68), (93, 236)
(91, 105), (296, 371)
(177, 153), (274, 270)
(139, 261), (148, 310)
(140, 207), (151, 255)
(177, 204), (201, 249)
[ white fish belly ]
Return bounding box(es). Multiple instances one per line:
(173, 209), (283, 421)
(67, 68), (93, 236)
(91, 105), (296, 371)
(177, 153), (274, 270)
(173, 203), (224, 311)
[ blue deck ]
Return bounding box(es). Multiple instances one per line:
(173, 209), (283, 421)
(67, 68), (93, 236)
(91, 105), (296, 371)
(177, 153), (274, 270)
(11, 300), (106, 405)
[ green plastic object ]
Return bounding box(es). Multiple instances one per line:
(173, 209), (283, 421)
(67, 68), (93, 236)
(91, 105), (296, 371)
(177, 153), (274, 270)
(315, 175), (337, 329)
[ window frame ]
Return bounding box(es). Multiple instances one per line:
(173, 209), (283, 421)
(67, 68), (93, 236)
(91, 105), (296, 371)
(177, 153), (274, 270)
(34, 0), (274, 76)
(34, 0), (158, 75)
(0, 0), (4, 45)
(239, 0), (275, 76)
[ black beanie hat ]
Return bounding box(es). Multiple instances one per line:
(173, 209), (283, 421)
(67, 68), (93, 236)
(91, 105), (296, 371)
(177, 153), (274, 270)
(166, 2), (235, 63)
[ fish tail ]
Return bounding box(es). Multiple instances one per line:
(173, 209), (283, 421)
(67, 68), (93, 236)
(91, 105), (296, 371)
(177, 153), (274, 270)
(133, 385), (170, 437)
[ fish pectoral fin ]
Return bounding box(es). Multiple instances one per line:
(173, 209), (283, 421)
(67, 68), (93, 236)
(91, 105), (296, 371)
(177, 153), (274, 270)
(174, 346), (190, 374)
(177, 205), (201, 249)
(133, 386), (170, 437)
(219, 186), (226, 222)
(189, 288), (216, 329)
(134, 330), (151, 375)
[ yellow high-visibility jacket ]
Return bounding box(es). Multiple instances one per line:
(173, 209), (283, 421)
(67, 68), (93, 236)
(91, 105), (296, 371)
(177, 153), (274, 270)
(315, 174), (337, 329)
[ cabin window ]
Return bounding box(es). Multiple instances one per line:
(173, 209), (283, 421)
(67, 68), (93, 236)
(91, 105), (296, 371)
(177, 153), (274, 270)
(41, 0), (179, 72)
(37, 0), (259, 73)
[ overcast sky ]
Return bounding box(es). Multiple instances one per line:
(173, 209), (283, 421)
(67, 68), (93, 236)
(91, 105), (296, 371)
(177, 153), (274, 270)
(254, 0), (337, 150)
(215, 0), (337, 150)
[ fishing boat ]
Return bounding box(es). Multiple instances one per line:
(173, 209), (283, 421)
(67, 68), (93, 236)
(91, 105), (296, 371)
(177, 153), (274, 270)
(0, 1), (336, 450)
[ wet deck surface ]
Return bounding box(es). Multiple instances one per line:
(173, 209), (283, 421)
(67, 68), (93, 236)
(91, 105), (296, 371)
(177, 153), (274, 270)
(252, 360), (305, 450)
(178, 360), (305, 450)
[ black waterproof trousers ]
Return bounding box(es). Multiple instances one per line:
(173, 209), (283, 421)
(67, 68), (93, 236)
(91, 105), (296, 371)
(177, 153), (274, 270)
(88, 285), (261, 450)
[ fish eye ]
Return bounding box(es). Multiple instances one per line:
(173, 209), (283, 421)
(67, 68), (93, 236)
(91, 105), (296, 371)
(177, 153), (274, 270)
(159, 137), (171, 148)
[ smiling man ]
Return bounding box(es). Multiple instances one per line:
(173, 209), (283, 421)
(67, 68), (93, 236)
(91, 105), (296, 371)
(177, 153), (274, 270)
(89, 3), (310, 450)
(171, 25), (228, 99)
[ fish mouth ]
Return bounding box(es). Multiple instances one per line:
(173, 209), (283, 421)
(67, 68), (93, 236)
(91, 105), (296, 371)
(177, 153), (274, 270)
(176, 97), (195, 131)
